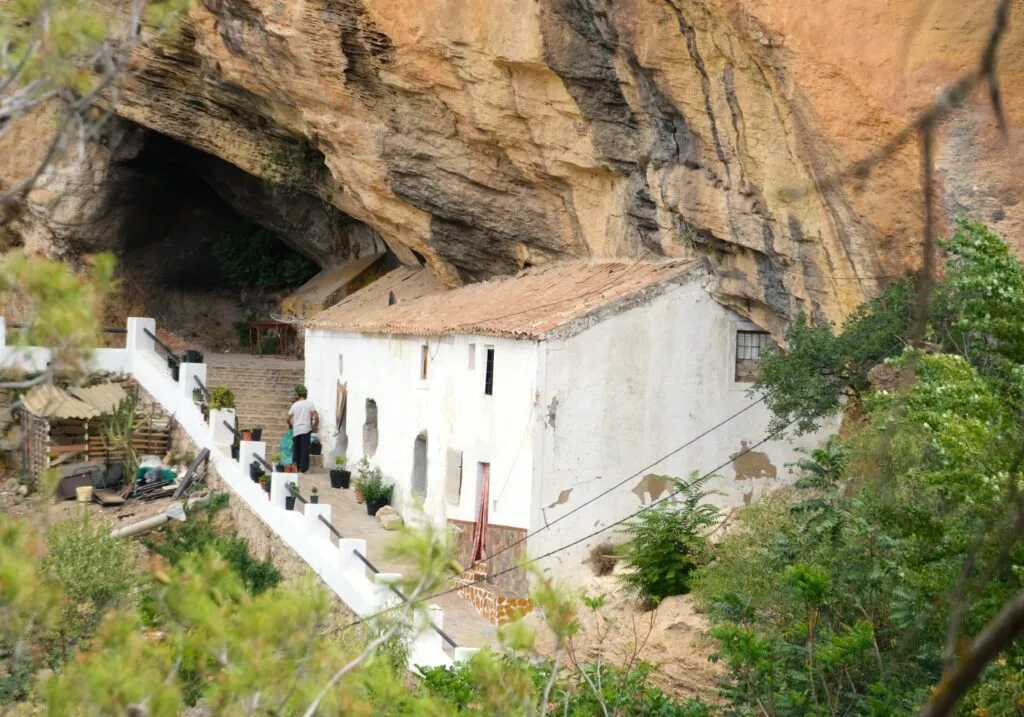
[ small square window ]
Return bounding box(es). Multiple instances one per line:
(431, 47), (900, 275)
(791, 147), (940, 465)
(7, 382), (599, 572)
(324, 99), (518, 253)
(420, 344), (429, 380)
(735, 330), (772, 382)
(484, 347), (495, 395)
(468, 343), (476, 370)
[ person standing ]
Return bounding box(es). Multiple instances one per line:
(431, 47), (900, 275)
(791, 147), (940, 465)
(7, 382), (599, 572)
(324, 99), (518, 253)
(287, 387), (318, 474)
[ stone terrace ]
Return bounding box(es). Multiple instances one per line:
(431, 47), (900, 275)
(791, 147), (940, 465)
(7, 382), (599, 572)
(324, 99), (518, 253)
(291, 466), (500, 650)
(206, 354), (304, 454)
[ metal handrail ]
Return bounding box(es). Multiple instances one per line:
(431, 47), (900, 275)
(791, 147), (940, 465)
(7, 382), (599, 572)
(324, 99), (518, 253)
(143, 328), (176, 358)
(193, 376), (211, 401)
(319, 515), (343, 539)
(287, 484), (308, 504)
(222, 420), (241, 441)
(352, 549), (458, 648)
(278, 484), (456, 647)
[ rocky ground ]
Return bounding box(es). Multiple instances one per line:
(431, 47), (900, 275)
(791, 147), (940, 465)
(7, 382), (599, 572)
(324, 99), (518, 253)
(528, 569), (723, 703)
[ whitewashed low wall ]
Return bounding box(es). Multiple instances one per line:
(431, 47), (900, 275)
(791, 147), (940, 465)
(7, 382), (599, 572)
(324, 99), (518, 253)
(0, 316), (455, 668)
(0, 318), (130, 375)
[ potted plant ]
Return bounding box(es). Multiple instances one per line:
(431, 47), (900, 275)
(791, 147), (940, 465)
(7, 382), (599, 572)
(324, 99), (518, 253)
(260, 475), (271, 495)
(285, 482), (297, 511)
(330, 456), (351, 489)
(231, 444), (240, 460)
(284, 464), (298, 474)
(250, 461), (263, 481)
(310, 486), (319, 504)
(273, 453), (285, 472)
(310, 435), (322, 456)
(168, 355), (180, 381)
(192, 388), (204, 404)
(251, 427), (263, 442)
(208, 387), (236, 410)
(362, 474), (393, 517)
(241, 429), (253, 441)
(353, 478), (365, 504)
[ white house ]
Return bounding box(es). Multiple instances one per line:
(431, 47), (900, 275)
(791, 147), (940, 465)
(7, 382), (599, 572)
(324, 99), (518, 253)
(304, 259), (831, 595)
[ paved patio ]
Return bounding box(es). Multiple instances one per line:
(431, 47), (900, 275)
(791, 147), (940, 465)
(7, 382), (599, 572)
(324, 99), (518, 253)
(291, 466), (500, 653)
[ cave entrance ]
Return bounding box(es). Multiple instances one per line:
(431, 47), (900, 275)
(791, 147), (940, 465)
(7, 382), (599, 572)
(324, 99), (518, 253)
(101, 121), (384, 351)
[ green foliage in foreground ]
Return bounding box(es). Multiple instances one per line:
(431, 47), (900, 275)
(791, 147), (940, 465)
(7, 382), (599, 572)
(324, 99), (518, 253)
(419, 656), (712, 716)
(143, 492), (281, 597)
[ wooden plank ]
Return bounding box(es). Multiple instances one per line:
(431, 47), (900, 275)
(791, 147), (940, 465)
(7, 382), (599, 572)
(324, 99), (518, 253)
(48, 444), (88, 454)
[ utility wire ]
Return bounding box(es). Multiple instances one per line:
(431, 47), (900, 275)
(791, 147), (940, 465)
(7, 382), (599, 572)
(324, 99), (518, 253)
(338, 413), (790, 632)
(465, 395), (766, 574)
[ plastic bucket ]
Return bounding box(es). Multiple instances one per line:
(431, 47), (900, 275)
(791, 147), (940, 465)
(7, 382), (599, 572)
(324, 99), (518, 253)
(76, 486), (94, 504)
(182, 349), (204, 364)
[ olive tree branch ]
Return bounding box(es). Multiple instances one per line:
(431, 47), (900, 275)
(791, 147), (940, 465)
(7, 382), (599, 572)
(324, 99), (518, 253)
(919, 590), (1024, 717)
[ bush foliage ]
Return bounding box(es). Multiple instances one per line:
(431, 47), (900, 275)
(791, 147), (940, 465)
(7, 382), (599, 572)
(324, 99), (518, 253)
(212, 228), (318, 292)
(694, 219), (1024, 715)
(617, 472), (719, 607)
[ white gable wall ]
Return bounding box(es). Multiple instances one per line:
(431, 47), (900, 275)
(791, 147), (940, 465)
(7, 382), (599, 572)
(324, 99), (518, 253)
(304, 329), (540, 530)
(528, 278), (834, 580)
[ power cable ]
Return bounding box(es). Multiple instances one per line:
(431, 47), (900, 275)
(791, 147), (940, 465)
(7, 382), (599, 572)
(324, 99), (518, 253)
(337, 412), (787, 632)
(464, 395), (766, 574)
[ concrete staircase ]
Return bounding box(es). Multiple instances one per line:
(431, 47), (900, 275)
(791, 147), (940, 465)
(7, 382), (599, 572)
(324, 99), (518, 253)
(206, 359), (305, 457)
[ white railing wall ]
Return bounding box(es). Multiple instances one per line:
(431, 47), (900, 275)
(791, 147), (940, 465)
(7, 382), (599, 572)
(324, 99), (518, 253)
(0, 316), (459, 669)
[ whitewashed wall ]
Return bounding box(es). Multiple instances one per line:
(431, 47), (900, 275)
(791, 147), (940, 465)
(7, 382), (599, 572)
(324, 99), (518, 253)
(529, 278), (837, 579)
(305, 330), (539, 530)
(1, 316), (456, 668)
(0, 318), (130, 374)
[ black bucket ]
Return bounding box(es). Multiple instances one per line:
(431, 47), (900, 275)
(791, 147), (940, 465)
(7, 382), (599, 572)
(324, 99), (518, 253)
(182, 349), (204, 364)
(251, 427), (263, 442)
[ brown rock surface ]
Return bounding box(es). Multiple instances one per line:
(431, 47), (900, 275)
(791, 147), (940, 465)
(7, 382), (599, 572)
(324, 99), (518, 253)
(528, 571), (723, 702)
(5, 0), (1023, 332)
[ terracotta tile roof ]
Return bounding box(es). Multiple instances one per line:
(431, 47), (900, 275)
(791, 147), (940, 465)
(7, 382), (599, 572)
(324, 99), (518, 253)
(306, 259), (701, 339)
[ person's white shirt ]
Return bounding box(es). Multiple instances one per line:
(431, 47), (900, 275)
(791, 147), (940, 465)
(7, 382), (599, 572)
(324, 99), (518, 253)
(289, 398), (316, 436)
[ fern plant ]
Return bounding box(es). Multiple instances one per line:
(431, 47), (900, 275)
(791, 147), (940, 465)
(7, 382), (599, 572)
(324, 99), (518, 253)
(617, 472), (720, 607)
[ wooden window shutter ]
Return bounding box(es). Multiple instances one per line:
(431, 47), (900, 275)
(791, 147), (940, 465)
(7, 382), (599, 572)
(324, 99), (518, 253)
(444, 449), (464, 503)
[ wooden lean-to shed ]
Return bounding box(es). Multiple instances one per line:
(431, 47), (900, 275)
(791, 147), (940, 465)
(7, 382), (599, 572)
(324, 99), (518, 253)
(18, 381), (171, 480)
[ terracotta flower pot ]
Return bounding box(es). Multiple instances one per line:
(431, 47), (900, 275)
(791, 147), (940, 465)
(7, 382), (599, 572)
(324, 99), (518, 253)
(285, 465), (298, 474)
(354, 488), (365, 504)
(241, 431), (252, 441)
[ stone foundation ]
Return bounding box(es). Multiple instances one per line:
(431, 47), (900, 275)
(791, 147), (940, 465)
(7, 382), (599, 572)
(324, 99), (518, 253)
(448, 519), (529, 596)
(453, 568), (533, 626)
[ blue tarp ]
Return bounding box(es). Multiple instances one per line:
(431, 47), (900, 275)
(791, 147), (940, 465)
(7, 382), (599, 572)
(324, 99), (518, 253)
(279, 429), (294, 466)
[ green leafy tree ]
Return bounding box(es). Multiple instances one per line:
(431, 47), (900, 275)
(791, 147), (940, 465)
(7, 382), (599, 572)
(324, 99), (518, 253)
(694, 222), (1024, 715)
(0, 251), (116, 386)
(617, 472), (720, 607)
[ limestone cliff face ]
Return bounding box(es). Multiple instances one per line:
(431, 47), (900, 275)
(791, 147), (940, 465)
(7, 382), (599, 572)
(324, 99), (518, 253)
(11, 0), (1024, 334)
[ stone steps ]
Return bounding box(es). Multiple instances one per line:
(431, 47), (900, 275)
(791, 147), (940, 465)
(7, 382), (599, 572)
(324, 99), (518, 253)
(207, 361), (306, 461)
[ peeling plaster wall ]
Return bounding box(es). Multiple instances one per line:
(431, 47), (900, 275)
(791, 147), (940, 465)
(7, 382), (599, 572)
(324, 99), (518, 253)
(529, 277), (836, 580)
(303, 330), (539, 529)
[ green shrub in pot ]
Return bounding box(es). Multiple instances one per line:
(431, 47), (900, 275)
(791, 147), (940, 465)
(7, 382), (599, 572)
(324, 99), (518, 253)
(208, 387), (236, 410)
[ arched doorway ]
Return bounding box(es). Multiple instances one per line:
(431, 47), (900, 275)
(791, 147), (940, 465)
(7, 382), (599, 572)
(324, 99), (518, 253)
(412, 431), (427, 498)
(363, 399), (379, 457)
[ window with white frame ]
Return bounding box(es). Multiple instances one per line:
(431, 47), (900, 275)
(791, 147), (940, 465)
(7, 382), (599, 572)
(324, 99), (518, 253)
(735, 330), (772, 382)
